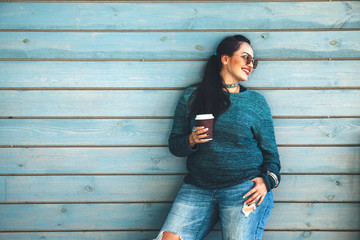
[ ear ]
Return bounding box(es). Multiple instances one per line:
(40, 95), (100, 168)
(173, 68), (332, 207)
(221, 55), (230, 65)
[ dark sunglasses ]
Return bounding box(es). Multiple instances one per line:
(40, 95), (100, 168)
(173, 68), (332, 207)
(233, 53), (258, 69)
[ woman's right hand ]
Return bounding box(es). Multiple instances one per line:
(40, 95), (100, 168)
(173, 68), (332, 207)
(189, 126), (211, 148)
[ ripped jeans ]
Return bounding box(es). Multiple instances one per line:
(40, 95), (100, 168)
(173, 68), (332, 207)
(154, 180), (274, 240)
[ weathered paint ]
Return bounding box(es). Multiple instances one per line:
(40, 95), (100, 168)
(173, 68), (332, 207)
(0, 203), (359, 230)
(0, 175), (359, 202)
(0, 231), (359, 240)
(0, 2), (359, 30)
(0, 147), (358, 174)
(0, 31), (360, 59)
(0, 1), (359, 239)
(0, 118), (359, 145)
(1, 61), (359, 88)
(0, 90), (359, 116)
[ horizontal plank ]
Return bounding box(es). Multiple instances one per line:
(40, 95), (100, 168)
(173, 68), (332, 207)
(1, 60), (360, 88)
(0, 90), (359, 117)
(1, 231), (360, 240)
(261, 232), (360, 240)
(0, 147), (187, 174)
(1, 175), (359, 202)
(0, 203), (359, 230)
(279, 147), (360, 173)
(0, 177), (4, 202)
(0, 31), (359, 59)
(0, 147), (358, 174)
(0, 118), (359, 145)
(1, 2), (359, 30)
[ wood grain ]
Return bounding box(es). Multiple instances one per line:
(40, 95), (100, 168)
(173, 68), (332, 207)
(0, 203), (359, 230)
(0, 147), (358, 174)
(0, 118), (359, 145)
(0, 2), (359, 30)
(1, 61), (359, 88)
(0, 90), (359, 116)
(0, 231), (359, 240)
(0, 1), (359, 238)
(1, 175), (359, 202)
(0, 31), (359, 59)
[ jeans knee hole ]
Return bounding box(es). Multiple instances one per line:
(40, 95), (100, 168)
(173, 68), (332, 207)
(242, 203), (256, 217)
(159, 231), (183, 240)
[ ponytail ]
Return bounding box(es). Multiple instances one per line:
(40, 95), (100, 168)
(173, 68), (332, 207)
(189, 55), (230, 120)
(189, 35), (251, 121)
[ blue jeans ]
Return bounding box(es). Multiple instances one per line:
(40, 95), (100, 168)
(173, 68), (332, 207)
(155, 180), (274, 240)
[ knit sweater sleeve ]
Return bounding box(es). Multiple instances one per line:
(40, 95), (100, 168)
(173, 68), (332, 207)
(168, 89), (199, 157)
(255, 96), (281, 192)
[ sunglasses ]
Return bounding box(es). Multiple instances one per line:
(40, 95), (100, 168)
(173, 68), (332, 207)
(233, 53), (258, 69)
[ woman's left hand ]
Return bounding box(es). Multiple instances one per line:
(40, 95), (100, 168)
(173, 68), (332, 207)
(243, 177), (267, 207)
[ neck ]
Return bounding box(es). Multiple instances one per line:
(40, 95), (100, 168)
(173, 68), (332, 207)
(223, 82), (239, 88)
(222, 79), (240, 93)
(224, 84), (240, 93)
(220, 69), (240, 87)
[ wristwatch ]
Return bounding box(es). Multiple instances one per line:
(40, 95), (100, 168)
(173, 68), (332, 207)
(266, 171), (279, 188)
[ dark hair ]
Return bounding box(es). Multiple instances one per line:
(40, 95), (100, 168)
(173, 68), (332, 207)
(189, 35), (252, 120)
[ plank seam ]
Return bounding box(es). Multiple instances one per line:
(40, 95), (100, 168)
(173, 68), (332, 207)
(1, 87), (359, 90)
(0, 173), (359, 176)
(0, 229), (358, 233)
(0, 0), (357, 2)
(1, 116), (360, 119)
(0, 144), (359, 148)
(0, 58), (360, 61)
(0, 201), (359, 204)
(0, 229), (359, 233)
(1, 29), (359, 32)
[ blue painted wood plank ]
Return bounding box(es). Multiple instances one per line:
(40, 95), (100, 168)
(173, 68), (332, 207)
(0, 203), (359, 230)
(273, 118), (360, 145)
(0, 147), (358, 174)
(272, 175), (360, 202)
(0, 177), (5, 202)
(262, 231), (360, 240)
(0, 232), (163, 240)
(0, 90), (359, 116)
(0, 90), (180, 117)
(0, 147), (187, 174)
(262, 232), (360, 240)
(2, 175), (359, 202)
(279, 147), (360, 173)
(0, 31), (359, 59)
(0, 61), (359, 88)
(1, 231), (360, 240)
(0, 118), (358, 145)
(0, 2), (359, 30)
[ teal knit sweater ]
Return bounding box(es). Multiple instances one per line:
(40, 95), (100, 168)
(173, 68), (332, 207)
(168, 86), (281, 191)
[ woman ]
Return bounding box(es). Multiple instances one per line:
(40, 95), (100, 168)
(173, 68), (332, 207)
(155, 35), (281, 240)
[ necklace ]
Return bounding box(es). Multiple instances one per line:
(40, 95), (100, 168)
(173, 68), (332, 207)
(223, 82), (239, 88)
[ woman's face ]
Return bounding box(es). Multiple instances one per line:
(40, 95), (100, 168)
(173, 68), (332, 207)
(220, 42), (255, 83)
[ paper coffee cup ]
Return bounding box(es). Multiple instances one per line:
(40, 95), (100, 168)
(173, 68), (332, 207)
(195, 114), (214, 140)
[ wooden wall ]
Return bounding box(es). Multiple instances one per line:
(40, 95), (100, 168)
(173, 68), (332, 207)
(0, 1), (359, 239)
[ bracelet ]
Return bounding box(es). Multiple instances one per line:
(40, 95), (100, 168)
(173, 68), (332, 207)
(266, 171), (279, 188)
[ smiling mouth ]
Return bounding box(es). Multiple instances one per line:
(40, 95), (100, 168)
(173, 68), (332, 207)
(242, 68), (250, 76)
